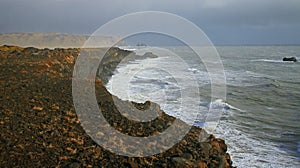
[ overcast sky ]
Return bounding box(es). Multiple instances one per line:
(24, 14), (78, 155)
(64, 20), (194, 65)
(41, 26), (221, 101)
(1, 0), (300, 45)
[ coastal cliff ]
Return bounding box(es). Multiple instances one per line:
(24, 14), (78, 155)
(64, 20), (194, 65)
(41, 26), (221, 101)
(0, 45), (234, 167)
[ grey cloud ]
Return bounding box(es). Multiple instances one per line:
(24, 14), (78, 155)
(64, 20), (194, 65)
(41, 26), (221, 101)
(0, 0), (300, 44)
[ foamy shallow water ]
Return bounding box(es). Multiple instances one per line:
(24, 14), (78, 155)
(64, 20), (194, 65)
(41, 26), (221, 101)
(106, 46), (300, 167)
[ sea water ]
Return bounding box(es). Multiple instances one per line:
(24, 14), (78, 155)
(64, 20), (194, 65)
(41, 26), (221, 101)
(106, 46), (300, 167)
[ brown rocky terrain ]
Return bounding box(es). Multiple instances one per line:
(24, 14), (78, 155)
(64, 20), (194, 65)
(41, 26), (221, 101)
(0, 45), (235, 167)
(0, 33), (124, 48)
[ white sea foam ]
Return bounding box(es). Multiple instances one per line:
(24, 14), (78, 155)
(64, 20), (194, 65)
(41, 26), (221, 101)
(105, 46), (300, 167)
(251, 58), (299, 63)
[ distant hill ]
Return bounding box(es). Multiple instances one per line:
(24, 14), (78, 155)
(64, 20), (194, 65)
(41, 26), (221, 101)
(0, 33), (124, 48)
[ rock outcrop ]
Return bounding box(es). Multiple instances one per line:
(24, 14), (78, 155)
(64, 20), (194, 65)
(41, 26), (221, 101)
(283, 57), (297, 62)
(0, 45), (235, 167)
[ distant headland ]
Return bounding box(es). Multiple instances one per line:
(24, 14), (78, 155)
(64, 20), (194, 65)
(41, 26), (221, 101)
(0, 32), (124, 49)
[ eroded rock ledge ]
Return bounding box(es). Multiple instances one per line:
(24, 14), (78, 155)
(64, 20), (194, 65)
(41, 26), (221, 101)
(0, 45), (235, 167)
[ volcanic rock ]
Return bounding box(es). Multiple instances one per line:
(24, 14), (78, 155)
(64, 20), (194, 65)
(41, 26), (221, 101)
(0, 45), (235, 167)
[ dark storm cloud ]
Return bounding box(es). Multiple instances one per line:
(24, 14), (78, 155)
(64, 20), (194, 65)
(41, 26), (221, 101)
(1, 0), (300, 44)
(196, 0), (300, 27)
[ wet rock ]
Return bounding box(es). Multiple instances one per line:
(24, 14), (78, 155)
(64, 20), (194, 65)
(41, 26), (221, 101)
(143, 52), (158, 58)
(283, 56), (297, 62)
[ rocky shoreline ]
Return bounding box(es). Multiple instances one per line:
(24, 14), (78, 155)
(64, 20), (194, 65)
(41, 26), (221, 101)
(0, 45), (235, 167)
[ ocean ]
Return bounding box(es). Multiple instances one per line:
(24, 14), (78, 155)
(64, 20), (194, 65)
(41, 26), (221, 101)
(105, 46), (300, 167)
